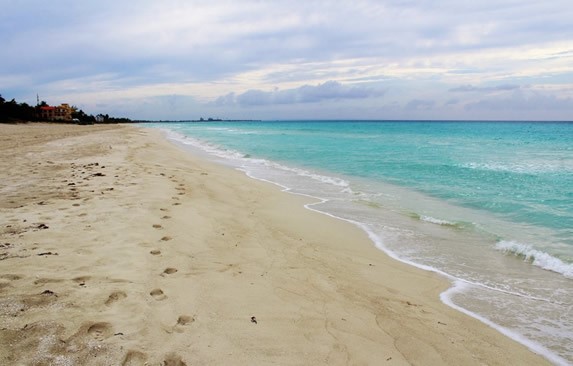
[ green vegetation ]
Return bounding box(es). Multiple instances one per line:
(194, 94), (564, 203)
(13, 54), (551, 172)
(0, 94), (132, 124)
(0, 95), (37, 122)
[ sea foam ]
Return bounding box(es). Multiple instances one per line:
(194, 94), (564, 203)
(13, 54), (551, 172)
(420, 215), (457, 226)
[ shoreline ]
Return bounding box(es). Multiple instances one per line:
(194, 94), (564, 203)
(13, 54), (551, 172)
(163, 125), (569, 366)
(0, 123), (552, 365)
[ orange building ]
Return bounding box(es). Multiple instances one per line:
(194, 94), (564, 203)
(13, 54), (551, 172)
(39, 103), (74, 121)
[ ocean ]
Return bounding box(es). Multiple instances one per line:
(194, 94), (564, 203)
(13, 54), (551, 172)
(146, 120), (573, 365)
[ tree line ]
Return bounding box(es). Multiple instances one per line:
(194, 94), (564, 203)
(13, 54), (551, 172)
(0, 94), (132, 123)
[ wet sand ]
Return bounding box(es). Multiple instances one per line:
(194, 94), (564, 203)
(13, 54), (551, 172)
(0, 123), (550, 365)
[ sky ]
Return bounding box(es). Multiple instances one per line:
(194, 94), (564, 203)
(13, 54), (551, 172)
(1, 0), (573, 121)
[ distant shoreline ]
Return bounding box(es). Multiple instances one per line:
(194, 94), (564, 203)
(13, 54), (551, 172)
(2, 119), (572, 125)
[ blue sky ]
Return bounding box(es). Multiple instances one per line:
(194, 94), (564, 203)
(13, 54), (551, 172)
(1, 0), (573, 120)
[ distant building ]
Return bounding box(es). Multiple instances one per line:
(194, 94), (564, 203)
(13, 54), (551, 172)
(39, 103), (74, 122)
(95, 114), (105, 123)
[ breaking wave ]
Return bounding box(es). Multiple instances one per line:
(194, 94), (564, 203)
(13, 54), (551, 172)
(495, 240), (573, 278)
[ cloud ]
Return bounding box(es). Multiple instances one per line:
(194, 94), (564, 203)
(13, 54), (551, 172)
(405, 99), (435, 110)
(214, 81), (384, 106)
(465, 90), (573, 111)
(449, 84), (521, 92)
(2, 1), (573, 120)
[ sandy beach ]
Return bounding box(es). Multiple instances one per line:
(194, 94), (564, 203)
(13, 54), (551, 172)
(0, 123), (551, 365)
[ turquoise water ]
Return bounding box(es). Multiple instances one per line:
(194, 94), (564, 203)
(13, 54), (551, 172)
(147, 120), (573, 364)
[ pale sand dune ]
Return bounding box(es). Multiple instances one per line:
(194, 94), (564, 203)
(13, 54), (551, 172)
(0, 123), (550, 365)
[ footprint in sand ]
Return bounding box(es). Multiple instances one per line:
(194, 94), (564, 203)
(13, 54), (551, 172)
(173, 315), (195, 333)
(122, 350), (148, 366)
(163, 353), (187, 366)
(0, 274), (23, 281)
(73, 276), (90, 286)
(34, 278), (64, 285)
(150, 288), (167, 301)
(150, 249), (161, 255)
(162, 268), (178, 275)
(105, 290), (127, 306)
(160, 208), (168, 212)
(160, 236), (172, 241)
(177, 315), (194, 325)
(87, 322), (113, 341)
(161, 215), (171, 220)
(172, 202), (181, 206)
(153, 224), (163, 229)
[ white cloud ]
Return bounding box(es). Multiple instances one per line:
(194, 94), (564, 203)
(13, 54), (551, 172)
(1, 0), (573, 119)
(449, 84), (522, 92)
(466, 90), (573, 112)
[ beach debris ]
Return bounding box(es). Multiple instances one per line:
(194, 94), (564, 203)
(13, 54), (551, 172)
(37, 251), (58, 256)
(73, 276), (89, 287)
(438, 321), (447, 326)
(250, 316), (257, 324)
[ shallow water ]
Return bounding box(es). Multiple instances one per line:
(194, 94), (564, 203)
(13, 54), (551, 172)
(146, 120), (573, 364)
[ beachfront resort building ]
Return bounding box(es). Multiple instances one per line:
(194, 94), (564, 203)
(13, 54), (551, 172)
(39, 103), (74, 122)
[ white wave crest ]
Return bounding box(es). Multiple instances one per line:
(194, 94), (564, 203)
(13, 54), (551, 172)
(495, 240), (573, 278)
(420, 215), (456, 226)
(271, 164), (350, 188)
(461, 161), (570, 174)
(162, 128), (350, 189)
